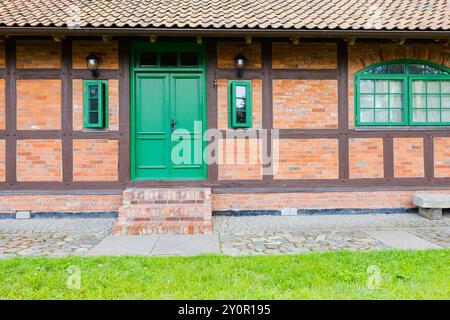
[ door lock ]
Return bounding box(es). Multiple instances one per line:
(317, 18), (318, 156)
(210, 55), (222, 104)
(170, 119), (176, 133)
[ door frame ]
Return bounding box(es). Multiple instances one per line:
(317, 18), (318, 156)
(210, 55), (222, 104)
(130, 41), (207, 180)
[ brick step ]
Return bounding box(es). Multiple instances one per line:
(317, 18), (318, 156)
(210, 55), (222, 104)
(123, 188), (210, 204)
(117, 204), (212, 222)
(114, 188), (212, 235)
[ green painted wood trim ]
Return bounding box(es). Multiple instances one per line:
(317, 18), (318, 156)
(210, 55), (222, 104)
(355, 59), (450, 127)
(228, 80), (252, 128)
(83, 80), (108, 128)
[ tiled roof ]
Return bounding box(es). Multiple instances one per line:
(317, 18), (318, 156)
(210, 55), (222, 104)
(0, 0), (449, 31)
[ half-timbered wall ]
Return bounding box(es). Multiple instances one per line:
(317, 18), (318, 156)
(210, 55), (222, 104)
(0, 37), (450, 213)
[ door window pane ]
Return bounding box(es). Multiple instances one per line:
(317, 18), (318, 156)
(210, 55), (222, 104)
(375, 95), (388, 108)
(375, 109), (388, 122)
(160, 52), (178, 66)
(180, 52), (198, 66)
(413, 109), (426, 122)
(140, 52), (157, 66)
(360, 80), (374, 93)
(360, 95), (374, 108)
(375, 80), (388, 93)
(360, 109), (374, 123)
(390, 109), (403, 122)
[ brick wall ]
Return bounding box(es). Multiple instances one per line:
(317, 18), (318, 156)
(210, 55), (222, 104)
(273, 79), (338, 129)
(16, 79), (61, 130)
(72, 40), (118, 69)
(16, 40), (61, 69)
(349, 138), (384, 179)
(73, 139), (119, 181)
(73, 79), (119, 131)
(212, 190), (450, 211)
(217, 79), (262, 129)
(16, 139), (62, 181)
(0, 194), (122, 213)
(434, 137), (450, 178)
(272, 42), (337, 69)
(0, 139), (4, 181)
(394, 138), (424, 178)
(217, 42), (261, 69)
(274, 139), (338, 179)
(218, 138), (262, 180)
(0, 78), (4, 129)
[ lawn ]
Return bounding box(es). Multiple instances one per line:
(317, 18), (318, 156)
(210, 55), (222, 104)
(0, 249), (448, 299)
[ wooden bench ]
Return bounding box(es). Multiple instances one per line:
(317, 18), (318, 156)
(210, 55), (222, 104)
(413, 194), (448, 220)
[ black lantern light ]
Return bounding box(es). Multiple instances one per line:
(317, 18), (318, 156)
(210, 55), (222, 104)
(86, 53), (100, 78)
(234, 52), (247, 79)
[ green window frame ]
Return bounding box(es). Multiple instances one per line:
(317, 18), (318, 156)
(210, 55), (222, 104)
(83, 80), (108, 129)
(228, 80), (252, 128)
(355, 60), (450, 126)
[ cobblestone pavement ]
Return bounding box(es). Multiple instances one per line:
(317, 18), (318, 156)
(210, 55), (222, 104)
(0, 213), (448, 257)
(0, 218), (114, 258)
(214, 213), (450, 255)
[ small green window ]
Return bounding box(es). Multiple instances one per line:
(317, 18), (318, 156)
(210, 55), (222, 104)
(229, 80), (252, 128)
(83, 80), (108, 129)
(355, 60), (450, 126)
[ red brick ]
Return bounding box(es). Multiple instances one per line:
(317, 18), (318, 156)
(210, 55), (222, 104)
(434, 137), (450, 177)
(72, 40), (118, 69)
(218, 138), (262, 180)
(16, 79), (61, 130)
(16, 40), (61, 69)
(394, 138), (424, 178)
(272, 42), (337, 69)
(274, 139), (338, 179)
(16, 139), (62, 181)
(273, 79), (338, 129)
(73, 139), (119, 181)
(349, 138), (384, 178)
(217, 42), (261, 69)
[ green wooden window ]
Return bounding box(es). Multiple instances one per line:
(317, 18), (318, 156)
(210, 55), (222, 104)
(355, 60), (450, 126)
(229, 80), (252, 128)
(83, 80), (108, 128)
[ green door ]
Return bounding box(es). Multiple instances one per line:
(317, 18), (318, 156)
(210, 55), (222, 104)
(134, 72), (206, 180)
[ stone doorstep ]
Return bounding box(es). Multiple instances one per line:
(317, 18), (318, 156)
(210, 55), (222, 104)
(413, 194), (450, 208)
(123, 188), (211, 203)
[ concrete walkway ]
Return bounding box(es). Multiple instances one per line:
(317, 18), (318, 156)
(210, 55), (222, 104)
(0, 213), (448, 257)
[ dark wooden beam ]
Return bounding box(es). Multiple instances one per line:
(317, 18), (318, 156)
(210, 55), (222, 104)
(424, 135), (434, 179)
(118, 39), (131, 182)
(337, 40), (349, 179)
(261, 40), (273, 180)
(5, 38), (17, 184)
(61, 39), (73, 183)
(206, 39), (218, 181)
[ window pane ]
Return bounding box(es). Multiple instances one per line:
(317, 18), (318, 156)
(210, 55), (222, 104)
(427, 95), (440, 108)
(236, 86), (247, 99)
(427, 81), (440, 93)
(89, 112), (99, 124)
(427, 110), (440, 122)
(390, 95), (403, 108)
(160, 52), (177, 66)
(375, 109), (388, 122)
(140, 52), (157, 66)
(412, 109), (426, 122)
(413, 95), (426, 108)
(236, 98), (246, 109)
(89, 98), (98, 111)
(412, 80), (426, 93)
(442, 95), (450, 108)
(360, 95), (374, 108)
(442, 81), (450, 93)
(360, 80), (374, 93)
(89, 85), (98, 98)
(180, 52), (198, 66)
(375, 80), (388, 93)
(360, 109), (374, 123)
(390, 109), (403, 122)
(390, 80), (403, 93)
(409, 64), (447, 74)
(387, 64), (405, 74)
(236, 111), (246, 124)
(442, 110), (450, 122)
(375, 95), (388, 108)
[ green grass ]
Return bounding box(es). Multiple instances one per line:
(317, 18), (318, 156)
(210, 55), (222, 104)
(0, 249), (448, 299)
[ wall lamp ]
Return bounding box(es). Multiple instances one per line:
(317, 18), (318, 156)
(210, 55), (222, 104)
(86, 53), (100, 79)
(234, 53), (247, 79)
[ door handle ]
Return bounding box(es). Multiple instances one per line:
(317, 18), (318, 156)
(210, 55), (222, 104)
(170, 119), (176, 133)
